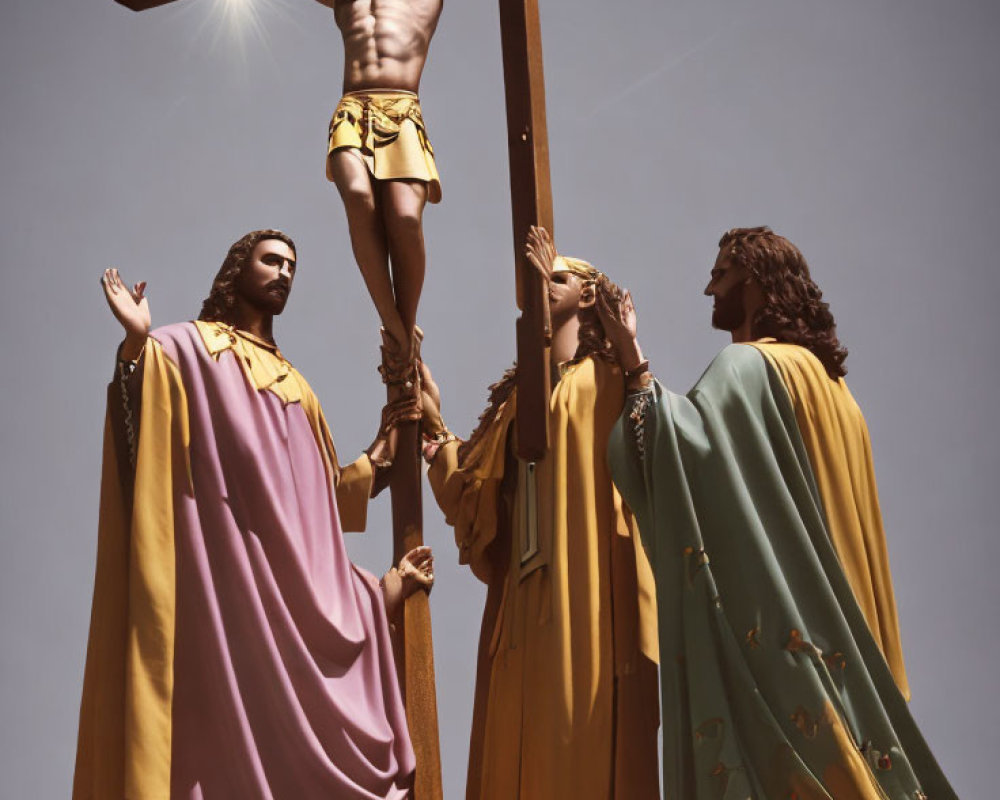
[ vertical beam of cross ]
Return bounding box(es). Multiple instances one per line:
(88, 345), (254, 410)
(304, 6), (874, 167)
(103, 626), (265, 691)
(499, 0), (554, 462)
(389, 421), (443, 800)
(393, 1), (553, 792)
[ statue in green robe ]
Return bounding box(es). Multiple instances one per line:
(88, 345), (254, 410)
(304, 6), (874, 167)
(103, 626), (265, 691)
(601, 227), (955, 799)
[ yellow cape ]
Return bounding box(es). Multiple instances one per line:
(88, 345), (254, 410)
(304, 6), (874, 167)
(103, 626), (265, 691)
(751, 341), (909, 699)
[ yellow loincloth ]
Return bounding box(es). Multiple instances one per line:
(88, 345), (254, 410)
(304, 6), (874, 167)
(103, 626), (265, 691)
(326, 89), (441, 204)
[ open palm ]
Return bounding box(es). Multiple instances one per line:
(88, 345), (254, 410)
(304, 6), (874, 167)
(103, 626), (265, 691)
(597, 288), (637, 353)
(399, 545), (435, 595)
(525, 225), (558, 282)
(101, 268), (150, 339)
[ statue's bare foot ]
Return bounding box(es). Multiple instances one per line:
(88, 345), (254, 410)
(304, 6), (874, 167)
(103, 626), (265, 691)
(368, 327), (424, 471)
(378, 327), (422, 406)
(381, 545), (434, 619)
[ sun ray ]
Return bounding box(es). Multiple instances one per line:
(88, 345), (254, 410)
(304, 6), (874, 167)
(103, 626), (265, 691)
(175, 0), (283, 72)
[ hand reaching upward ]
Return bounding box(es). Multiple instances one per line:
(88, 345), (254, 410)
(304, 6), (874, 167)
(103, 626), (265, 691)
(525, 225), (558, 283)
(101, 268), (150, 361)
(596, 287), (644, 375)
(596, 287), (636, 349)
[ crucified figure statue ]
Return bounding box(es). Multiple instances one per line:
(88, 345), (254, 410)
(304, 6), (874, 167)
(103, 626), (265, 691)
(115, 0), (442, 427)
(320, 0), (442, 393)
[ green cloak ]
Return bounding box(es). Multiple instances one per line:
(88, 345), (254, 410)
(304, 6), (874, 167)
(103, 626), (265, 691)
(608, 343), (954, 799)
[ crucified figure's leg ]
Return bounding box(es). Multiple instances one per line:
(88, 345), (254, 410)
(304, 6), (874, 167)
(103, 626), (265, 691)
(381, 179), (428, 350)
(328, 149), (409, 348)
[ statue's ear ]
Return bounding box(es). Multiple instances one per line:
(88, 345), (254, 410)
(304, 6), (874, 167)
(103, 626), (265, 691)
(578, 281), (597, 310)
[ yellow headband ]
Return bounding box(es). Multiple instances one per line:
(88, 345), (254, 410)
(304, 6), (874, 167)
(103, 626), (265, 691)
(553, 255), (599, 280)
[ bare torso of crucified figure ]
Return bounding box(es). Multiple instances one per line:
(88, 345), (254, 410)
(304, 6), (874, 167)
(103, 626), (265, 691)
(332, 0), (441, 93)
(322, 0), (443, 462)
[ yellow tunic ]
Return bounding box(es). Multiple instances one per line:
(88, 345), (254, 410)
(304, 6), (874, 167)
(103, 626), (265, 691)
(429, 356), (659, 800)
(751, 341), (909, 699)
(327, 90), (442, 204)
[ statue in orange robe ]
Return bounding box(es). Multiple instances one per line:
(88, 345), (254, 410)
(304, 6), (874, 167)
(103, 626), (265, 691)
(420, 228), (659, 799)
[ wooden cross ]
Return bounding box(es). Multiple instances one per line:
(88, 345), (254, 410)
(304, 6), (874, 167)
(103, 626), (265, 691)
(499, 0), (554, 462)
(400, 6), (555, 797)
(387, 422), (442, 800)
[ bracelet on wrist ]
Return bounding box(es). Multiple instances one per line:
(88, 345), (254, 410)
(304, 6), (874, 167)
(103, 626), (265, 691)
(627, 370), (654, 392)
(422, 428), (457, 446)
(624, 359), (649, 379)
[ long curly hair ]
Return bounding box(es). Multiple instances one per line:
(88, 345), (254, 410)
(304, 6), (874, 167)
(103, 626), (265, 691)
(719, 226), (848, 378)
(458, 265), (623, 463)
(198, 229), (296, 323)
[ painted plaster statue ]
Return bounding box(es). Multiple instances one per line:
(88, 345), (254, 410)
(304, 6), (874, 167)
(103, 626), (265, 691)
(419, 227), (659, 799)
(74, 230), (434, 799)
(111, 0), (442, 461)
(322, 0), (442, 432)
(604, 226), (956, 798)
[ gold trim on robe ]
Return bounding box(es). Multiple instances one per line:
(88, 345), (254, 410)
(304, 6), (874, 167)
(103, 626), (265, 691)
(194, 321), (373, 531)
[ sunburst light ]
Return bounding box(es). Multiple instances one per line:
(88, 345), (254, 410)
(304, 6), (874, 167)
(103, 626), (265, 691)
(199, 0), (288, 65)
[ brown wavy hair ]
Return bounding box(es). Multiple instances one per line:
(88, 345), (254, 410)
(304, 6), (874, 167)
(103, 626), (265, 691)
(458, 268), (623, 463)
(198, 229), (296, 323)
(719, 226), (848, 378)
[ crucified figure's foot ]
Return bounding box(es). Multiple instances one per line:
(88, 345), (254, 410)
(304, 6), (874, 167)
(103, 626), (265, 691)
(366, 327), (424, 469)
(379, 325), (422, 404)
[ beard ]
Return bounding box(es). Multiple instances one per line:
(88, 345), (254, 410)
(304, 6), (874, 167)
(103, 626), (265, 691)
(711, 282), (746, 331)
(237, 280), (289, 316)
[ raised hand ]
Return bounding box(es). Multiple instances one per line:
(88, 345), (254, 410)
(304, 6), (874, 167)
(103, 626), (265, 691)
(596, 287), (643, 372)
(525, 225), (558, 283)
(596, 287), (636, 344)
(101, 268), (150, 361)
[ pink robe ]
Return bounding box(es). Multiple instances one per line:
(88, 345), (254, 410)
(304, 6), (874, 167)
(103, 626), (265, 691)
(74, 321), (414, 800)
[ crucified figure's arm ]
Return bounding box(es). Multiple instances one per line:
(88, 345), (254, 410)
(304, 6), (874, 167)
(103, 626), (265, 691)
(114, 0), (181, 10)
(114, 0), (442, 390)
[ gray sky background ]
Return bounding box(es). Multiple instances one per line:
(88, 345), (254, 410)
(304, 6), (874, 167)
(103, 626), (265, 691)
(2, 0), (997, 796)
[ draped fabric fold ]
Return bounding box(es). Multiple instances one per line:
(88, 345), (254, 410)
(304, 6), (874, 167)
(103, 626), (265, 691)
(74, 337), (185, 799)
(750, 341), (908, 696)
(428, 356), (659, 800)
(608, 343), (954, 800)
(74, 321), (413, 799)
